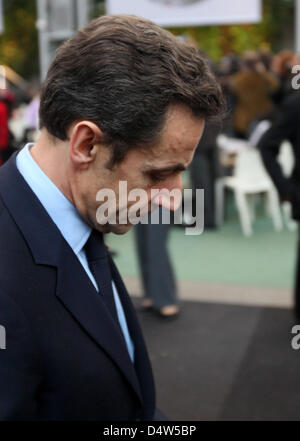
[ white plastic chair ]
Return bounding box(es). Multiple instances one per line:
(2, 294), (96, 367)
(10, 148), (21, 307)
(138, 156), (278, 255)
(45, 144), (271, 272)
(216, 148), (283, 236)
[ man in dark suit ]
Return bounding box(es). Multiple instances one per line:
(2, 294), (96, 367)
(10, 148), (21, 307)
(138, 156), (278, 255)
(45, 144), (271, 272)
(259, 91), (300, 317)
(0, 15), (224, 420)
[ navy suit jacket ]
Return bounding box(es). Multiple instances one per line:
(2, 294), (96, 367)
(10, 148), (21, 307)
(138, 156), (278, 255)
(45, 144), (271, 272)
(0, 154), (156, 421)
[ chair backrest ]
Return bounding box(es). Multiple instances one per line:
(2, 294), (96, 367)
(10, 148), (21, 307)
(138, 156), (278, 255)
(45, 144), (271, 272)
(278, 141), (294, 177)
(217, 134), (249, 153)
(248, 120), (272, 148)
(234, 148), (272, 186)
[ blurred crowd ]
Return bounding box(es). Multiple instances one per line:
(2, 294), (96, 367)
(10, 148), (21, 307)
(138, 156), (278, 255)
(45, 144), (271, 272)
(0, 80), (40, 165)
(216, 49), (300, 136)
(189, 48), (300, 229)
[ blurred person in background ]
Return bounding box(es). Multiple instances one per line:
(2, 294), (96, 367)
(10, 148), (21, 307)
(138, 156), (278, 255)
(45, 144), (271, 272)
(0, 89), (15, 165)
(214, 53), (240, 137)
(190, 121), (222, 229)
(0, 93), (9, 164)
(271, 50), (296, 106)
(258, 50), (273, 73)
(24, 87), (40, 143)
(230, 51), (279, 138)
(135, 207), (179, 318)
(259, 91), (300, 318)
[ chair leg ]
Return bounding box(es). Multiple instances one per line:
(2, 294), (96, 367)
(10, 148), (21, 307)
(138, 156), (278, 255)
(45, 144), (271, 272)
(264, 191), (272, 216)
(248, 194), (258, 222)
(234, 190), (252, 236)
(282, 201), (297, 231)
(215, 178), (224, 228)
(267, 189), (283, 232)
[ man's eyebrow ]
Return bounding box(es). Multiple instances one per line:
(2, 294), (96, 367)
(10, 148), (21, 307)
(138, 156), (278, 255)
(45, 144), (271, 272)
(146, 164), (187, 174)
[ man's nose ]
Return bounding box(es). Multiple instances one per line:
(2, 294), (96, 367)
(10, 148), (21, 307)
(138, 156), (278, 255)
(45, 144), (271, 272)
(168, 173), (183, 194)
(154, 174), (183, 212)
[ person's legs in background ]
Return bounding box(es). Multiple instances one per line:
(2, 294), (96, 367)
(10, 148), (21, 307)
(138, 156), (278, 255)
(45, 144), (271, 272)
(294, 225), (300, 319)
(190, 148), (216, 229)
(135, 208), (179, 318)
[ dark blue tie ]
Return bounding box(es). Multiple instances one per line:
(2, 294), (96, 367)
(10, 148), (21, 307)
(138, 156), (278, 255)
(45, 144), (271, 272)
(84, 230), (119, 324)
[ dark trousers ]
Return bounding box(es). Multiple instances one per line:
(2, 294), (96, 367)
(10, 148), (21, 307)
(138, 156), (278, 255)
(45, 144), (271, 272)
(190, 149), (217, 228)
(135, 209), (177, 309)
(295, 227), (300, 317)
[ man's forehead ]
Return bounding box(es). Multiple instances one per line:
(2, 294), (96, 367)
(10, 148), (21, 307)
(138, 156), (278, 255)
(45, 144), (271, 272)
(155, 113), (204, 155)
(123, 106), (204, 168)
(143, 132), (199, 163)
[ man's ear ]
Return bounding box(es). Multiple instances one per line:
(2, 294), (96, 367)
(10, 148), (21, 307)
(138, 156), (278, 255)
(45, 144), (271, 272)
(68, 121), (104, 168)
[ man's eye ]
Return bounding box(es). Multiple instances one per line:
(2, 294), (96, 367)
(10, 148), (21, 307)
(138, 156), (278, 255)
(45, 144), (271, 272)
(151, 174), (169, 182)
(152, 175), (164, 181)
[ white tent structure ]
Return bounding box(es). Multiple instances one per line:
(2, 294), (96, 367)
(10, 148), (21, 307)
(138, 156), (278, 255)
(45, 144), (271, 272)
(106, 0), (262, 27)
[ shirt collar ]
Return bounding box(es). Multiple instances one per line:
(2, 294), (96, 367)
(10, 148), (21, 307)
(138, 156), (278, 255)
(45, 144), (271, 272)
(16, 143), (91, 255)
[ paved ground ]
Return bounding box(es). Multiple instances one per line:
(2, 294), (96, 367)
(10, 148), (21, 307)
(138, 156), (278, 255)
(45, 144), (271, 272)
(133, 298), (300, 421)
(127, 277), (293, 308)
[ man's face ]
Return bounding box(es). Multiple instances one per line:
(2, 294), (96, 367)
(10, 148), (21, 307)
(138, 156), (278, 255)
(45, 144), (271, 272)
(74, 105), (205, 234)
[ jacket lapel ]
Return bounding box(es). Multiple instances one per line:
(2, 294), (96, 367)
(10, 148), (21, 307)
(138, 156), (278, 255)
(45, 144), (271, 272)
(55, 241), (143, 404)
(0, 153), (143, 405)
(108, 255), (156, 420)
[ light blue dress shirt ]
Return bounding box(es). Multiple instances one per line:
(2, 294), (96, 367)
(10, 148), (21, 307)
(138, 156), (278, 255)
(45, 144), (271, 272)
(16, 143), (135, 362)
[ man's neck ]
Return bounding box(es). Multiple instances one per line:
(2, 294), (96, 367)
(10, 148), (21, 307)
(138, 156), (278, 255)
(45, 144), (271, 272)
(30, 130), (74, 204)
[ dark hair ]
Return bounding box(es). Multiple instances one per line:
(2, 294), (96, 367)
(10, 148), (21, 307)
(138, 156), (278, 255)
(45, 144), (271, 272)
(39, 14), (225, 165)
